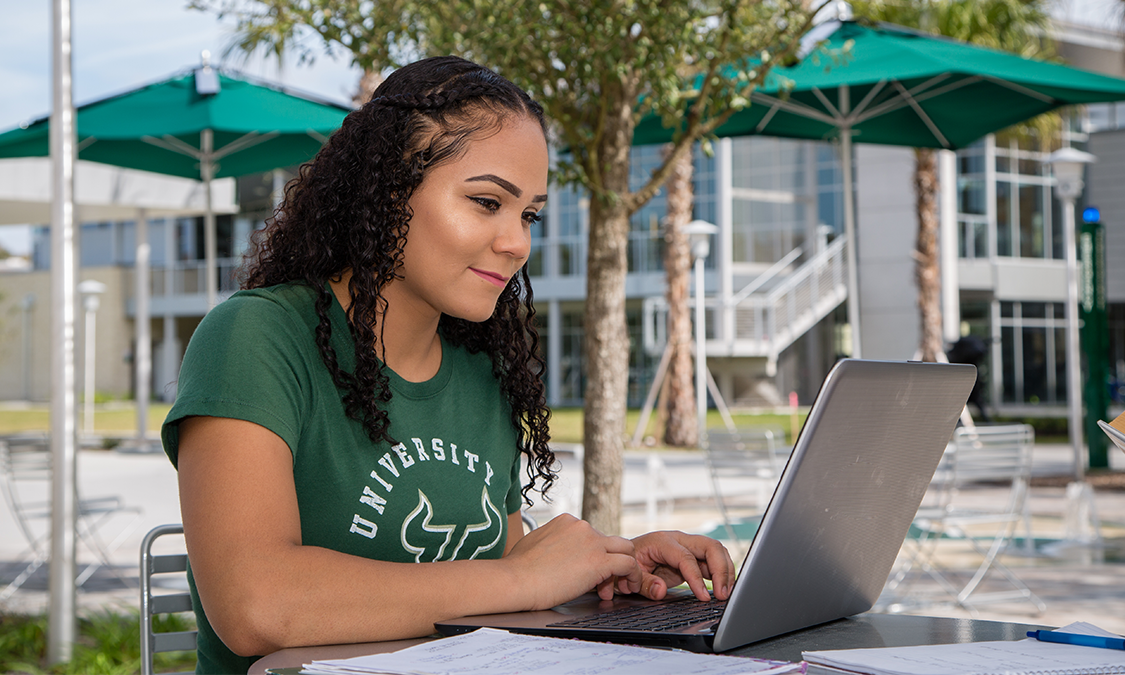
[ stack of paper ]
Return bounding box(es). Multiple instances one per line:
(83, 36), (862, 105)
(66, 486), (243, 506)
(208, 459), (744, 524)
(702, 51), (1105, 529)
(300, 628), (801, 675)
(802, 622), (1125, 675)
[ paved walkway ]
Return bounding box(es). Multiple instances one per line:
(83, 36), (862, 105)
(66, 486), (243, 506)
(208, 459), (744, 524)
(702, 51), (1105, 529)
(1, 441), (1123, 637)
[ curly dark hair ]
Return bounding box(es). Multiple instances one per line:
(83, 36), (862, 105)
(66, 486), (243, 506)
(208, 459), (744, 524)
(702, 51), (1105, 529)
(240, 56), (556, 503)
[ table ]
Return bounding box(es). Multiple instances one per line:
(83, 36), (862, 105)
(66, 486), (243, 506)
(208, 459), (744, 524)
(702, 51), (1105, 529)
(249, 613), (1049, 674)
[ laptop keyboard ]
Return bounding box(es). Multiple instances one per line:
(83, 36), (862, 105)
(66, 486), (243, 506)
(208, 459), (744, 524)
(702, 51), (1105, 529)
(547, 598), (727, 632)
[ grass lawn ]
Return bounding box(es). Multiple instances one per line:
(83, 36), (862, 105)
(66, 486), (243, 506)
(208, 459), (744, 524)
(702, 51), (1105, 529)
(544, 407), (807, 447)
(0, 403), (806, 447)
(0, 404), (173, 438)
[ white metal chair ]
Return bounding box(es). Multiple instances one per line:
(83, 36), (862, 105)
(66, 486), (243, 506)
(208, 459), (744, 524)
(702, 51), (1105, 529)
(0, 434), (143, 602)
(703, 428), (791, 544)
(140, 523), (196, 675)
(888, 424), (1045, 616)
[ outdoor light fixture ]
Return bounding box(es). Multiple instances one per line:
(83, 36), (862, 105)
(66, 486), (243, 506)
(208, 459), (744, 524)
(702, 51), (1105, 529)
(682, 220), (719, 448)
(1083, 206), (1101, 224)
(1046, 147), (1099, 543)
(1048, 147), (1093, 200)
(684, 219), (718, 261)
(195, 50), (220, 96)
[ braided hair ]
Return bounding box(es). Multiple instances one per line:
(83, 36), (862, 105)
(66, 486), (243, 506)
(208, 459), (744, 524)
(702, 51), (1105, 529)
(240, 56), (556, 503)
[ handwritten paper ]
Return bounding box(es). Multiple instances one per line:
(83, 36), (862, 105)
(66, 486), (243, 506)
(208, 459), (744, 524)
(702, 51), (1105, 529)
(300, 627), (800, 675)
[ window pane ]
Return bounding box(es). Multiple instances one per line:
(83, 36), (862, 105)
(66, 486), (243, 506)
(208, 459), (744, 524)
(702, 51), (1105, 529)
(959, 152), (985, 174)
(996, 182), (1012, 256)
(960, 178), (986, 215)
(1002, 325), (1016, 403)
(527, 217), (545, 277)
(1022, 326), (1048, 403)
(1019, 184), (1045, 258)
(1022, 302), (1046, 319)
(559, 310), (585, 402)
(1017, 157), (1043, 176)
(1051, 193), (1064, 260)
(974, 221), (988, 259)
(527, 245), (543, 277)
(1055, 326), (1068, 403)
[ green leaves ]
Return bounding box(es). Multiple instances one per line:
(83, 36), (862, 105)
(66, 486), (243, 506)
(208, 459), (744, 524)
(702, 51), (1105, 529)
(196, 0), (817, 207)
(0, 610), (197, 675)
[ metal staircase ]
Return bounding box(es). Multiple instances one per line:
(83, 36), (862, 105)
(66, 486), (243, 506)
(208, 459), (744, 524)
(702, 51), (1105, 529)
(711, 235), (849, 369)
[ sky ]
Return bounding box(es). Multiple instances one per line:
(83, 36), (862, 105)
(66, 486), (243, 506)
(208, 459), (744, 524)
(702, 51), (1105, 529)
(0, 0), (361, 256)
(0, 0), (1120, 255)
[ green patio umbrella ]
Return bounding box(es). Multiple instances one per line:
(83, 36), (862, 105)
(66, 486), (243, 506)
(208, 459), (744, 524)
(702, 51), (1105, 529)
(0, 61), (349, 449)
(635, 19), (1125, 356)
(0, 61), (350, 307)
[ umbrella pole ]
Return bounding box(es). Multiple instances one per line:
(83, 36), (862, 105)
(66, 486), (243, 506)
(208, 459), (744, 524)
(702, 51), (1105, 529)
(48, 0), (78, 662)
(135, 207), (150, 448)
(841, 126), (861, 358)
(202, 129), (217, 309)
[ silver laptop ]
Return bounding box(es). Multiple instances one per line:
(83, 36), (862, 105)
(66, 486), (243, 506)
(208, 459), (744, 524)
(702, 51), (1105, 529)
(437, 359), (976, 653)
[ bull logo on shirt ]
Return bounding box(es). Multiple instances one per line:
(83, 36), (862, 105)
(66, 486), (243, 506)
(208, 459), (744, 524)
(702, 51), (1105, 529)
(400, 487), (503, 562)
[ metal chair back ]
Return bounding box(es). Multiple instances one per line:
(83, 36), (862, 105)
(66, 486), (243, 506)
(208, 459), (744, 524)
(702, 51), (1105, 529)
(883, 424), (1045, 615)
(140, 523), (196, 675)
(703, 427), (791, 544)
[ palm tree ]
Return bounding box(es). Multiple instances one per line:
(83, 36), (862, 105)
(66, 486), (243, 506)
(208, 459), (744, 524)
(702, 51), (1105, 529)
(848, 0), (1056, 362)
(660, 147), (698, 447)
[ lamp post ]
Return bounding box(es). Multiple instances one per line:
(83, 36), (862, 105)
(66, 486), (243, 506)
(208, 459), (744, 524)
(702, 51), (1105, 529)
(78, 279), (106, 437)
(1046, 147), (1099, 544)
(684, 220), (719, 446)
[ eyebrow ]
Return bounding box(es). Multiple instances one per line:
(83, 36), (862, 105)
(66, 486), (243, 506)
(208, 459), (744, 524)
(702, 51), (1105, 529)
(466, 174), (548, 203)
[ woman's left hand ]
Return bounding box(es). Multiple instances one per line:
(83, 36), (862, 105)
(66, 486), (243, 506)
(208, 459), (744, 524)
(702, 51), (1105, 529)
(625, 531), (736, 601)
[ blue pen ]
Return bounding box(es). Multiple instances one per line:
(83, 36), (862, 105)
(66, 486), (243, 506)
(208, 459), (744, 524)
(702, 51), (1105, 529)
(1027, 630), (1125, 650)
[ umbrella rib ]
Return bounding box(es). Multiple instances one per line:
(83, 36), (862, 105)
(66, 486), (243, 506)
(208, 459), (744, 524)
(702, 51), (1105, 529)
(211, 131), (281, 161)
(891, 80), (950, 148)
(142, 134), (202, 160)
(307, 129), (329, 144)
(755, 100), (784, 133)
(810, 87), (844, 119)
(980, 76), (1057, 103)
(751, 92), (840, 125)
(76, 137), (96, 152)
(848, 80), (889, 121)
(853, 73), (958, 122)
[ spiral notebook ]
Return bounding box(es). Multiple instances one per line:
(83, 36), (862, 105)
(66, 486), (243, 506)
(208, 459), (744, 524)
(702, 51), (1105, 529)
(802, 622), (1125, 675)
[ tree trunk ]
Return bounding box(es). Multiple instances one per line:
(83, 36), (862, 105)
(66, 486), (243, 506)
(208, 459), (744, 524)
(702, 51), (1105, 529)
(582, 198), (631, 534)
(352, 69), (384, 107)
(661, 146), (697, 447)
(914, 148), (943, 363)
(581, 89), (636, 536)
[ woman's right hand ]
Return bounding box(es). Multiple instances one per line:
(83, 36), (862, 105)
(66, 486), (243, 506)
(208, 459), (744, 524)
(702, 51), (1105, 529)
(503, 513), (643, 610)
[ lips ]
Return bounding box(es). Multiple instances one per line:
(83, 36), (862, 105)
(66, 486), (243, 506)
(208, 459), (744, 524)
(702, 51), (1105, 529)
(470, 268), (508, 288)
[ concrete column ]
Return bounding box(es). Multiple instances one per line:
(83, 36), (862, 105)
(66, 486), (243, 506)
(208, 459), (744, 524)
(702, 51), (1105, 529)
(716, 137), (734, 344)
(939, 149), (960, 343)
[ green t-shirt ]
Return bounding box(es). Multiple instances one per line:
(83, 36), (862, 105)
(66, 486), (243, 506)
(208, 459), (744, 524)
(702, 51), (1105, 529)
(162, 282), (523, 674)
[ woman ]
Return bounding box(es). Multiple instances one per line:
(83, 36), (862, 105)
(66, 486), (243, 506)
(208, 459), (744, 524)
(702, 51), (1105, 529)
(162, 56), (734, 674)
